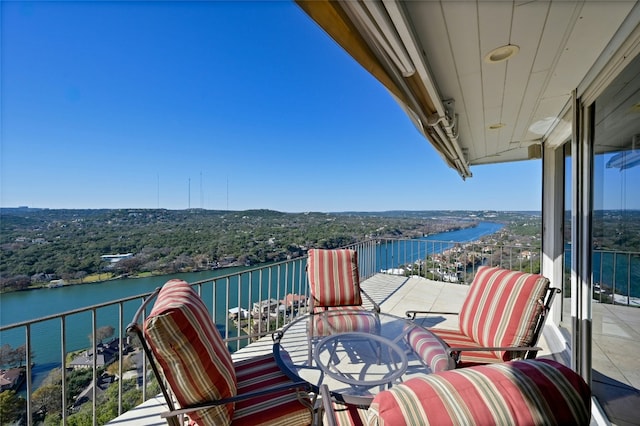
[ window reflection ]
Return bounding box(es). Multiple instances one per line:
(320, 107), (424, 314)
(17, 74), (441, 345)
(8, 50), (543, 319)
(590, 51), (640, 408)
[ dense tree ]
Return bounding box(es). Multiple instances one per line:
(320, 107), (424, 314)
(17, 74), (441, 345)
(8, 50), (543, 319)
(115, 257), (144, 275)
(66, 378), (147, 426)
(90, 326), (115, 345)
(75, 271), (88, 282)
(31, 384), (63, 419)
(0, 275), (30, 292)
(0, 390), (25, 424)
(0, 344), (27, 368)
(66, 369), (94, 402)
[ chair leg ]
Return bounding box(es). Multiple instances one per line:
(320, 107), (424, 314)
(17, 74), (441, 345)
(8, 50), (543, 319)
(166, 415), (183, 426)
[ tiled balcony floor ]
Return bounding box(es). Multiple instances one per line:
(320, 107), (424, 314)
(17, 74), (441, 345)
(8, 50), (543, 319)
(568, 301), (640, 426)
(109, 274), (640, 425)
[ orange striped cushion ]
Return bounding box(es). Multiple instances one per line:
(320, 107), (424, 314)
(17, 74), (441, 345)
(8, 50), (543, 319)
(458, 266), (549, 361)
(428, 328), (504, 366)
(144, 279), (236, 426)
(308, 249), (362, 307)
(367, 359), (590, 426)
(309, 307), (379, 336)
(406, 328), (455, 372)
(232, 354), (312, 426)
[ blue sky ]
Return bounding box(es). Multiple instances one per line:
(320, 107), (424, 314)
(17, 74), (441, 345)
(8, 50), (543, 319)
(1, 1), (543, 212)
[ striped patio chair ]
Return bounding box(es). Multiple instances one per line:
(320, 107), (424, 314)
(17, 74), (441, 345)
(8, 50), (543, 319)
(127, 279), (313, 426)
(307, 248), (379, 314)
(406, 266), (559, 367)
(321, 359), (591, 426)
(307, 249), (380, 338)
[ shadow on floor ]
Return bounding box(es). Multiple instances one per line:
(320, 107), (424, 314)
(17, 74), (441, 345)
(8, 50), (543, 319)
(593, 369), (640, 426)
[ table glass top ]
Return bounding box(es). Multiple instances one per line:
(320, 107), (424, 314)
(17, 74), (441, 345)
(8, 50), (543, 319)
(273, 310), (454, 403)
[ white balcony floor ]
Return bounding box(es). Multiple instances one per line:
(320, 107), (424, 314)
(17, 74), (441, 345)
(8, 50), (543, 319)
(109, 273), (640, 426)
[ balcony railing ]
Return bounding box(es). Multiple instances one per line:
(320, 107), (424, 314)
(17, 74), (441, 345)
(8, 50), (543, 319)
(591, 249), (640, 306)
(1, 238), (637, 425)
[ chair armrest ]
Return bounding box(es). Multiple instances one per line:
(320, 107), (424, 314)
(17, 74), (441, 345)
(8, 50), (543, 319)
(160, 381), (312, 418)
(360, 288), (381, 313)
(406, 310), (459, 320)
(446, 345), (543, 364)
(446, 346), (542, 353)
(272, 329), (284, 342)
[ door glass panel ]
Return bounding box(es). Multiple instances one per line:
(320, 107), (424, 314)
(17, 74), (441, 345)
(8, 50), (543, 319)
(592, 52), (640, 411)
(561, 144), (572, 328)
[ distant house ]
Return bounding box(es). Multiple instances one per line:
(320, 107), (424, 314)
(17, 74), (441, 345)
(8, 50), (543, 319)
(219, 256), (238, 267)
(252, 298), (280, 315)
(68, 338), (129, 370)
(228, 307), (250, 320)
(519, 250), (534, 260)
(48, 279), (65, 288)
(100, 253), (133, 264)
(280, 294), (306, 310)
(0, 367), (25, 391)
(31, 273), (56, 283)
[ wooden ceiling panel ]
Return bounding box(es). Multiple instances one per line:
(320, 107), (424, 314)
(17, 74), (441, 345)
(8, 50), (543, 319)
(458, 72), (485, 161)
(477, 2), (511, 114)
(513, 71), (549, 143)
(504, 2), (548, 144)
(530, 2), (576, 75)
(441, 1), (480, 78)
(482, 105), (503, 156)
(477, 1), (513, 59)
(544, 3), (630, 97)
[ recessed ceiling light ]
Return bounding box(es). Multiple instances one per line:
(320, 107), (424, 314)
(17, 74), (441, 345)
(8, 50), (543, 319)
(489, 123), (506, 130)
(484, 44), (520, 63)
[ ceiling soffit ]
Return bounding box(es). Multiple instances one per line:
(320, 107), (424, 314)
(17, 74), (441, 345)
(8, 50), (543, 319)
(297, 0), (639, 175)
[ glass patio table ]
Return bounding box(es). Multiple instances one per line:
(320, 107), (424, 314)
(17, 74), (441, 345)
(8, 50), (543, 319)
(272, 310), (455, 405)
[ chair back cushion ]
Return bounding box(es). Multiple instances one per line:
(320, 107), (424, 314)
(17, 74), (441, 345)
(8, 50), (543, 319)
(308, 308), (379, 337)
(308, 249), (362, 308)
(144, 279), (237, 426)
(459, 266), (550, 361)
(367, 359), (591, 426)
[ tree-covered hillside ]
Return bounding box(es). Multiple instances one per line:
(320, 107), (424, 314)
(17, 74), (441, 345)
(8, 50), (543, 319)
(1, 208), (482, 292)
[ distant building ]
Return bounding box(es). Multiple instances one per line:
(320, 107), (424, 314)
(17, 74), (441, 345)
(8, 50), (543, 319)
(252, 298), (280, 315)
(68, 338), (129, 370)
(0, 368), (25, 391)
(280, 294), (306, 310)
(100, 253), (133, 264)
(48, 279), (65, 288)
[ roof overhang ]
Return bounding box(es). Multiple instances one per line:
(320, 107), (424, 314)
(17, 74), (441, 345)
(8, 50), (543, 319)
(296, 0), (472, 179)
(296, 0), (640, 178)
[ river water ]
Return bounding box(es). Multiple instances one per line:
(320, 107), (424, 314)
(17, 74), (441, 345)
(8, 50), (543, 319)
(2, 222), (504, 387)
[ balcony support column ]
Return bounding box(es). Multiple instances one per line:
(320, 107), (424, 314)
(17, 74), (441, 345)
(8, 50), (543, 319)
(541, 142), (565, 326)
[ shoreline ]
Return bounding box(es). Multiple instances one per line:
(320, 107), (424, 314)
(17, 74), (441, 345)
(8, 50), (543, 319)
(3, 224), (484, 296)
(1, 266), (234, 295)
